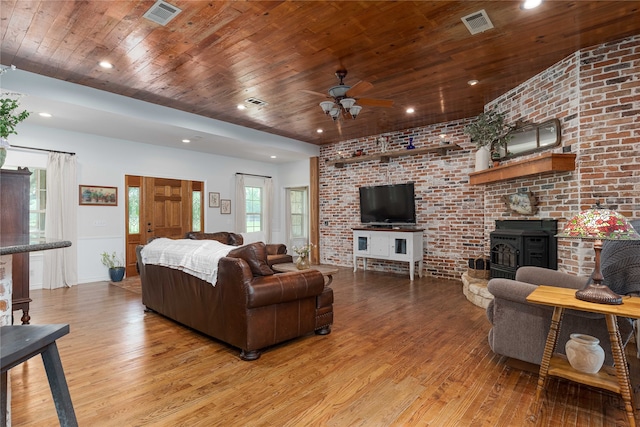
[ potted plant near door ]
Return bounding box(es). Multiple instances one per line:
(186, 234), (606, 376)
(101, 251), (126, 282)
(463, 108), (512, 171)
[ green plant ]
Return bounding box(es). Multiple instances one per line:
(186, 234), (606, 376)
(0, 98), (30, 139)
(463, 108), (512, 152)
(101, 251), (124, 269)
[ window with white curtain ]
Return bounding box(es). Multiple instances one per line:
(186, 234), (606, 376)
(29, 168), (47, 239)
(236, 174), (272, 240)
(286, 187), (308, 249)
(245, 185), (263, 232)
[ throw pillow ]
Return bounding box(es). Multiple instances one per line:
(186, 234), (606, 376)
(228, 242), (274, 276)
(599, 219), (640, 296)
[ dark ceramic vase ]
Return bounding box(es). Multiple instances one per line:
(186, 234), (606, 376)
(109, 267), (126, 282)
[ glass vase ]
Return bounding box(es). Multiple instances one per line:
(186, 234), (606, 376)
(295, 254), (310, 270)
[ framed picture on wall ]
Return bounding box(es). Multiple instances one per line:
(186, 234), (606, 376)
(79, 185), (118, 206)
(209, 192), (220, 208)
(220, 199), (231, 214)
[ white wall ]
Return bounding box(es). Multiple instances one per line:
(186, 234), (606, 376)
(4, 124), (313, 285)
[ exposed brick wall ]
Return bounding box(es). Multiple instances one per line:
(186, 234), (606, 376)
(319, 35), (639, 280)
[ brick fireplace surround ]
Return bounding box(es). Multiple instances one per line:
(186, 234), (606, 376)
(319, 35), (640, 281)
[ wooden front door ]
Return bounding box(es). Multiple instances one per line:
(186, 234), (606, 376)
(125, 175), (204, 277)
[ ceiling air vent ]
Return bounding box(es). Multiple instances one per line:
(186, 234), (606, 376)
(461, 9), (494, 35)
(245, 97), (268, 107)
(143, 0), (182, 26)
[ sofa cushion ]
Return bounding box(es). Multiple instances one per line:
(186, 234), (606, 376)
(588, 219), (640, 296)
(228, 242), (274, 276)
(186, 231), (243, 246)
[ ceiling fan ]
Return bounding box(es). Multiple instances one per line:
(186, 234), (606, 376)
(302, 70), (394, 121)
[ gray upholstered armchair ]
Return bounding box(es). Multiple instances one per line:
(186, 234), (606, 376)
(486, 219), (640, 365)
(486, 266), (635, 366)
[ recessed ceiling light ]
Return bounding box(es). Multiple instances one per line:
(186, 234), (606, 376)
(39, 112), (52, 118)
(270, 155), (277, 159)
(468, 79), (479, 86)
(237, 104), (246, 110)
(99, 61), (113, 69)
(406, 108), (415, 114)
(317, 129), (323, 133)
(182, 139), (190, 143)
(522, 0), (542, 9)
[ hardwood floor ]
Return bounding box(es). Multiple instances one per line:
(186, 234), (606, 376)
(9, 269), (639, 426)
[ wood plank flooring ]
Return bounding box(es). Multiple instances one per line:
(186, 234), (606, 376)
(8, 269), (639, 426)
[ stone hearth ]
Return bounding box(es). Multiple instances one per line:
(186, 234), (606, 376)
(461, 272), (493, 309)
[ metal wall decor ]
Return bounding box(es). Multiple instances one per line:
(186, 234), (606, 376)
(502, 191), (537, 215)
(498, 118), (561, 160)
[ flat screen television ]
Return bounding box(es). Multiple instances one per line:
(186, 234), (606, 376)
(359, 182), (416, 226)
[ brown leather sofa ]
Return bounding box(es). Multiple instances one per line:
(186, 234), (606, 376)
(136, 242), (333, 360)
(185, 231), (293, 267)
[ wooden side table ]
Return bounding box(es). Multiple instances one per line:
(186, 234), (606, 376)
(527, 286), (640, 427)
(271, 262), (339, 286)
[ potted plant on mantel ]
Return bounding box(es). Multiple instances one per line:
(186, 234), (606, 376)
(0, 98), (30, 168)
(463, 108), (512, 172)
(101, 251), (126, 282)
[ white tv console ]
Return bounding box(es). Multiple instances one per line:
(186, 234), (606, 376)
(352, 227), (424, 280)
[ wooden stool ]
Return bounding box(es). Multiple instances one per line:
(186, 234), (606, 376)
(1, 324), (77, 427)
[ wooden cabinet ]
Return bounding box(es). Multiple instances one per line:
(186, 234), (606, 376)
(0, 168), (32, 324)
(353, 228), (424, 280)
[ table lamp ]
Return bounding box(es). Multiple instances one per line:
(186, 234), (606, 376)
(557, 204), (640, 304)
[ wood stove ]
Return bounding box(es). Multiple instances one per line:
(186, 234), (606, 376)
(490, 219), (558, 279)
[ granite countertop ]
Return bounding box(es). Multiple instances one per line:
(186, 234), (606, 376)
(0, 235), (72, 255)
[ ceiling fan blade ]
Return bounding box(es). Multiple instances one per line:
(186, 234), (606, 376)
(356, 98), (394, 108)
(300, 89), (329, 98)
(346, 80), (373, 97)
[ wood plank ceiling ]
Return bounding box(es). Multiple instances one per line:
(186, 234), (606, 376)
(1, 1), (639, 145)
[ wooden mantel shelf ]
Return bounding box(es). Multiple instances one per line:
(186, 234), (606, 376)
(469, 153), (576, 185)
(326, 144), (462, 168)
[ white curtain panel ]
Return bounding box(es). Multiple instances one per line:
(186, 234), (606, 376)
(234, 174), (246, 233)
(263, 177), (273, 243)
(43, 152), (78, 289)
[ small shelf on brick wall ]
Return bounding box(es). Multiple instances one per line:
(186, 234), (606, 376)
(469, 152), (576, 185)
(326, 144), (462, 168)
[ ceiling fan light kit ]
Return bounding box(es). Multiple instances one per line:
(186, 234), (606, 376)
(312, 69), (392, 122)
(349, 105), (362, 118)
(339, 97), (356, 110)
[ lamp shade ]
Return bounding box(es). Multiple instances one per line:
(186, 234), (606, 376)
(349, 105), (362, 118)
(557, 208), (640, 241)
(319, 101), (335, 114)
(339, 97), (356, 110)
(556, 206), (639, 305)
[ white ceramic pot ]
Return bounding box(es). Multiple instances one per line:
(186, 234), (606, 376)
(475, 146), (490, 172)
(565, 333), (605, 374)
